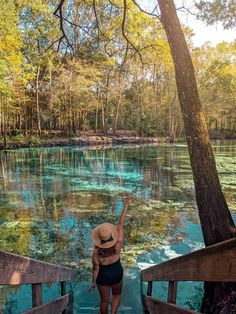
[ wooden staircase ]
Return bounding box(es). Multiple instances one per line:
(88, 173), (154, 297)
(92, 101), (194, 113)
(0, 250), (76, 314)
(1, 238), (236, 314)
(141, 237), (236, 314)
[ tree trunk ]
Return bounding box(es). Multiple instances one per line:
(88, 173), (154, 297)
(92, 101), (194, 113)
(95, 103), (98, 133)
(112, 76), (123, 135)
(0, 96), (3, 137)
(158, 0), (234, 245)
(169, 92), (176, 142)
(158, 0), (235, 311)
(3, 99), (7, 149)
(103, 72), (110, 135)
(112, 96), (121, 135)
(35, 66), (41, 137)
(153, 63), (158, 124)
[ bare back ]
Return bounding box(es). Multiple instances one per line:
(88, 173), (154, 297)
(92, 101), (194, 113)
(94, 242), (122, 266)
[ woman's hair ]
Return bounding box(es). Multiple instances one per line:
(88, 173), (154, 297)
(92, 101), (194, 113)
(96, 244), (116, 258)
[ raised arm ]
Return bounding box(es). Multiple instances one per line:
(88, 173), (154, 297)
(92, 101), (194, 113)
(88, 249), (99, 291)
(117, 196), (132, 245)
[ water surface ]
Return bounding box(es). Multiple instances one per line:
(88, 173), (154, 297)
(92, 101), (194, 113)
(0, 141), (235, 313)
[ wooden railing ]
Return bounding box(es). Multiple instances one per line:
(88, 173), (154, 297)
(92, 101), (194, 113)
(0, 250), (77, 314)
(141, 237), (236, 314)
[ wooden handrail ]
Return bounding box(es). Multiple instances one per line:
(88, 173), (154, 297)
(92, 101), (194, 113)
(143, 296), (198, 314)
(141, 238), (236, 314)
(141, 237), (236, 282)
(0, 250), (76, 285)
(0, 250), (76, 313)
(22, 294), (70, 314)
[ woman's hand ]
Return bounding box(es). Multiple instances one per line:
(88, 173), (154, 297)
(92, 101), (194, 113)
(88, 281), (96, 291)
(123, 195), (132, 208)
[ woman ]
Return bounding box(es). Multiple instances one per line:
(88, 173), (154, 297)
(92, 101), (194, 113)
(89, 196), (132, 314)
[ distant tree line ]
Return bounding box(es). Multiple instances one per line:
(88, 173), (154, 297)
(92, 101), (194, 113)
(0, 0), (235, 142)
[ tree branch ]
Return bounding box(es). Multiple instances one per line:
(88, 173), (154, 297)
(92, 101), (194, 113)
(132, 0), (161, 20)
(53, 0), (74, 51)
(122, 0), (143, 63)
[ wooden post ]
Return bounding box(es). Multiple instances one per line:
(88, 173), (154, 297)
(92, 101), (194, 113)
(143, 281), (153, 314)
(147, 281), (153, 296)
(61, 282), (66, 314)
(32, 283), (42, 307)
(168, 281), (177, 304)
(61, 281), (66, 295)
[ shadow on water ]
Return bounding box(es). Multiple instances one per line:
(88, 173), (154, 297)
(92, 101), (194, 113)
(0, 141), (235, 312)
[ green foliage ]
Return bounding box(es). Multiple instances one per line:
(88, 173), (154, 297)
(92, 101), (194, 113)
(193, 41), (236, 131)
(28, 135), (42, 145)
(196, 0), (236, 29)
(0, 0), (234, 140)
(0, 0), (23, 96)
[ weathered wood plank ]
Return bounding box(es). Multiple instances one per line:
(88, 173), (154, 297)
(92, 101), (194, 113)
(142, 294), (150, 314)
(168, 281), (177, 304)
(144, 296), (199, 314)
(32, 284), (42, 307)
(141, 238), (236, 282)
(0, 250), (77, 285)
(21, 294), (69, 314)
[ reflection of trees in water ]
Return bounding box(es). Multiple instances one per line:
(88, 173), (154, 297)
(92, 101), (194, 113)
(1, 154), (7, 191)
(0, 146), (190, 207)
(0, 209), (32, 256)
(0, 200), (190, 279)
(0, 145), (234, 206)
(0, 144), (235, 269)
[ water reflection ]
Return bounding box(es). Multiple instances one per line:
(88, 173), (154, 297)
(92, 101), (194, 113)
(0, 142), (235, 312)
(0, 144), (235, 261)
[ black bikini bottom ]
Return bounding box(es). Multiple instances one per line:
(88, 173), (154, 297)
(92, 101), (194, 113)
(96, 259), (123, 286)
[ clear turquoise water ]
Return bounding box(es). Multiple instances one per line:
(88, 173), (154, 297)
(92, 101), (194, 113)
(0, 141), (235, 313)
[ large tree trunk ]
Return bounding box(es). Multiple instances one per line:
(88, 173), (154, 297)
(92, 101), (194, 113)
(158, 0), (235, 312)
(158, 0), (234, 245)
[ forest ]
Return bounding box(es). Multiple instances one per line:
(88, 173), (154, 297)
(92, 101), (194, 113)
(0, 1), (236, 313)
(0, 0), (235, 144)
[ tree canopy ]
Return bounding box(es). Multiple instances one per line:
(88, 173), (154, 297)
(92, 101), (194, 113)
(0, 0), (235, 141)
(196, 0), (236, 29)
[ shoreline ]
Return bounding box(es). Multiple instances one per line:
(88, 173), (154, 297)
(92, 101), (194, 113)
(0, 134), (235, 151)
(0, 135), (168, 150)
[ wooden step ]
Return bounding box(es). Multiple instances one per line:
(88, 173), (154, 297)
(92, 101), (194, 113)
(77, 305), (135, 313)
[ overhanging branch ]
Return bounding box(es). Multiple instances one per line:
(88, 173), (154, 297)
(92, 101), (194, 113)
(53, 0), (74, 51)
(122, 0), (143, 63)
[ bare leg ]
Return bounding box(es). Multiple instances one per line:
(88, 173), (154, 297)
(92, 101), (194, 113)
(97, 285), (110, 314)
(111, 280), (123, 314)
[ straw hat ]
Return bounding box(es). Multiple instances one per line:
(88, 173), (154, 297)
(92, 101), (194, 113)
(91, 223), (118, 248)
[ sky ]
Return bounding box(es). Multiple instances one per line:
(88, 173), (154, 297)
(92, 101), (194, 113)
(179, 10), (235, 47)
(141, 0), (235, 47)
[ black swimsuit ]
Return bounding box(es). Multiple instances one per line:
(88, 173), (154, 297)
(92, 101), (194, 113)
(96, 259), (123, 286)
